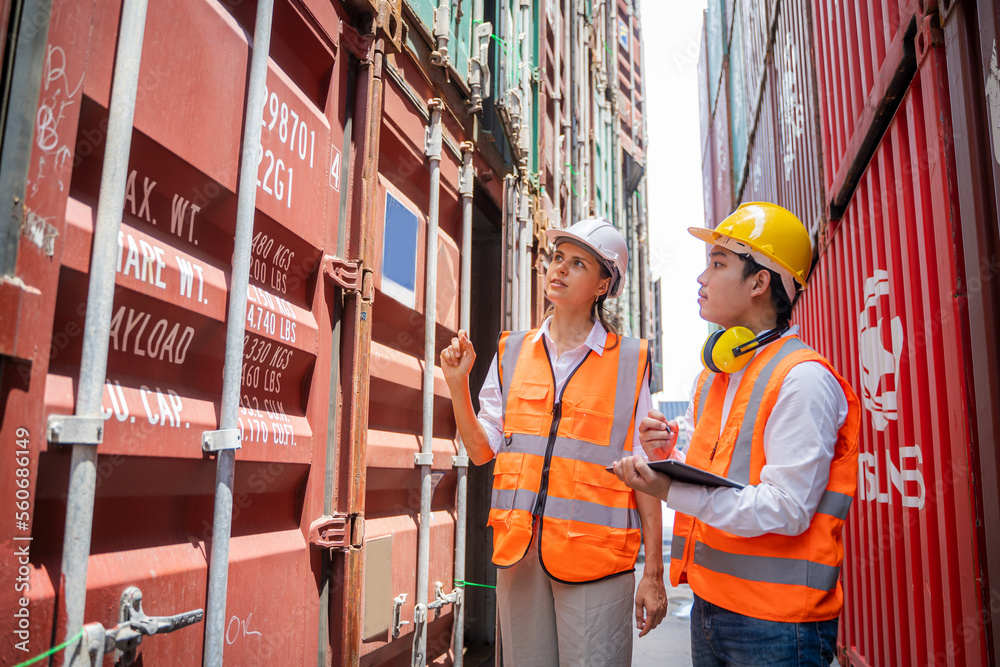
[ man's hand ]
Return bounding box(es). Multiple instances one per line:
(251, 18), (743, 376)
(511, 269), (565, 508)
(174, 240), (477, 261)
(634, 571), (667, 637)
(639, 409), (679, 460)
(613, 456), (672, 501)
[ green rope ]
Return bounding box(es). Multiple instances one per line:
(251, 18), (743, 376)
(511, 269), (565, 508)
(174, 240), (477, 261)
(455, 579), (497, 589)
(13, 630), (85, 667)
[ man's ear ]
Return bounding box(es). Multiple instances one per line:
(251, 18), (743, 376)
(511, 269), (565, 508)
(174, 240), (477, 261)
(749, 269), (771, 298)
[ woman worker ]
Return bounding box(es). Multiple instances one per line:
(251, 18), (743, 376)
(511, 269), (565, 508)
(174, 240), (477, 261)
(440, 218), (670, 666)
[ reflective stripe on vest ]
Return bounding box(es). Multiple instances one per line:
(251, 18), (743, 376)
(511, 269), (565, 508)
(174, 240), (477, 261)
(727, 338), (808, 484)
(696, 373), (715, 425)
(492, 487), (640, 529)
(670, 534), (839, 591)
(499, 330), (529, 407)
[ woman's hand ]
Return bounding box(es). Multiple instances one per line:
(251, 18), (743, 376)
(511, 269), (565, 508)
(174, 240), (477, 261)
(638, 410), (679, 461)
(441, 330), (477, 386)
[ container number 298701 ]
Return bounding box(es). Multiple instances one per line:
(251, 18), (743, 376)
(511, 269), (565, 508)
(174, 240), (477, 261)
(257, 86), (316, 210)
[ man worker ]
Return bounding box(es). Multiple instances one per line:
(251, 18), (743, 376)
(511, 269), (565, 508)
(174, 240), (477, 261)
(614, 202), (860, 667)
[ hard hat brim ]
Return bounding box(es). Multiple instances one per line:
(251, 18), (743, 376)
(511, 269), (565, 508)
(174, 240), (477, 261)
(688, 226), (808, 292)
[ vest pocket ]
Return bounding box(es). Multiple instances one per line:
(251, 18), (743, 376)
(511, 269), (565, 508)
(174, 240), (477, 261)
(504, 382), (551, 434)
(488, 452), (525, 530)
(566, 464), (630, 548)
(568, 407), (614, 447)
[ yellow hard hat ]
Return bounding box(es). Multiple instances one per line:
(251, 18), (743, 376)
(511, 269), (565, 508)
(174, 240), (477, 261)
(689, 202), (812, 299)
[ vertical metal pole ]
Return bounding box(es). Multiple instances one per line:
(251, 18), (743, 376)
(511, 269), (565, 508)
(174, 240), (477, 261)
(414, 98), (443, 667)
(569, 0), (579, 224)
(453, 142), (475, 667)
(552, 1), (562, 230)
(58, 2), (149, 664)
(202, 2), (274, 665)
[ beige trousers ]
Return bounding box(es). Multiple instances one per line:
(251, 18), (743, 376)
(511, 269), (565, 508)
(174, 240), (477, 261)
(496, 540), (635, 667)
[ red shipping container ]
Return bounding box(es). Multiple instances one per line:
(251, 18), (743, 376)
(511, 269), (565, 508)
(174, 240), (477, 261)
(711, 63), (734, 223)
(772, 0), (826, 237)
(812, 0), (927, 218)
(739, 0), (769, 122)
(794, 47), (986, 667)
(740, 70), (778, 206)
(699, 13), (711, 163)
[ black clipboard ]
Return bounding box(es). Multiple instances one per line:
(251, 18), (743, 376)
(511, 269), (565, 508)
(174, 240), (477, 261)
(608, 459), (745, 489)
(648, 460), (745, 489)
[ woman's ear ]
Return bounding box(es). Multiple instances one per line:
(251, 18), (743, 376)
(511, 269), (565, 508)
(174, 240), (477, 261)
(596, 276), (611, 298)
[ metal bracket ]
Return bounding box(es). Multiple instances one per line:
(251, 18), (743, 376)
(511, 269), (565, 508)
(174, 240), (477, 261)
(322, 255), (363, 292)
(451, 455), (469, 468)
(47, 414), (104, 446)
(458, 142), (475, 197)
(309, 514), (348, 549)
(427, 581), (461, 618)
(425, 99), (444, 160)
(309, 513), (365, 550)
(915, 13), (944, 66)
(414, 452), (434, 467)
(201, 428), (242, 453)
(392, 593), (409, 639)
(411, 602), (428, 664)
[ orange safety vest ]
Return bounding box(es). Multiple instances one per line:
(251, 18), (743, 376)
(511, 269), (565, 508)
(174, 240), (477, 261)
(670, 335), (860, 622)
(489, 329), (649, 583)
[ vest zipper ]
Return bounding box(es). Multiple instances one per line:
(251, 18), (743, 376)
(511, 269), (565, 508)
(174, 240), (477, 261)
(532, 350), (592, 520)
(532, 402), (562, 519)
(709, 439), (719, 462)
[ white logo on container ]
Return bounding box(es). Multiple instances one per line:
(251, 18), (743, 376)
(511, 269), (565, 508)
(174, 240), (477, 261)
(986, 39), (1000, 166)
(858, 270), (904, 431)
(779, 32), (804, 181)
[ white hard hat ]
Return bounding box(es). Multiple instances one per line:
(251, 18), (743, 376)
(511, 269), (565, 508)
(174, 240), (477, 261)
(545, 218), (629, 298)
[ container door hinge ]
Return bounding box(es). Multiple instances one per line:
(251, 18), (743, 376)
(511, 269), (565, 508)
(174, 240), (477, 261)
(322, 255), (362, 292)
(309, 513), (365, 550)
(81, 586), (203, 667)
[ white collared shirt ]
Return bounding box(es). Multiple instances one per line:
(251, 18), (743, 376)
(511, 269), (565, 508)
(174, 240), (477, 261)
(669, 325), (850, 537)
(476, 316), (652, 459)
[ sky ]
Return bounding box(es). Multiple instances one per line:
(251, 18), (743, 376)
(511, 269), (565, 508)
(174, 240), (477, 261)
(639, 0), (712, 405)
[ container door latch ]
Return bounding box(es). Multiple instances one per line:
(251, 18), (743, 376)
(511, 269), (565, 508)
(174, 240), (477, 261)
(81, 586), (203, 666)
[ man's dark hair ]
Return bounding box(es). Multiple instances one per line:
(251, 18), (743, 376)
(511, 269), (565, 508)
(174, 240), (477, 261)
(739, 254), (793, 328)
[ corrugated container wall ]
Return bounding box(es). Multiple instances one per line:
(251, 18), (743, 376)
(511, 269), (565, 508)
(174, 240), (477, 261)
(797, 49), (985, 665)
(698, 14), (711, 164)
(771, 0), (825, 237)
(728, 0), (750, 194)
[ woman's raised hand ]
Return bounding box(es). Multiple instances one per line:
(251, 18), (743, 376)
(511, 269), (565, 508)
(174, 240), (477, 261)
(441, 330), (477, 385)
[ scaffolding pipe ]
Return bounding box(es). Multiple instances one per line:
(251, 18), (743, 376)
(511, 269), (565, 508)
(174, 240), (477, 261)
(414, 98), (444, 667)
(552, 0), (562, 228)
(202, 2), (274, 665)
(518, 184), (531, 329)
(57, 2), (149, 664)
(453, 142), (475, 667)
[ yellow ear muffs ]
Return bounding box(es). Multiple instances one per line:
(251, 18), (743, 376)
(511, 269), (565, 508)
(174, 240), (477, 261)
(701, 326), (758, 374)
